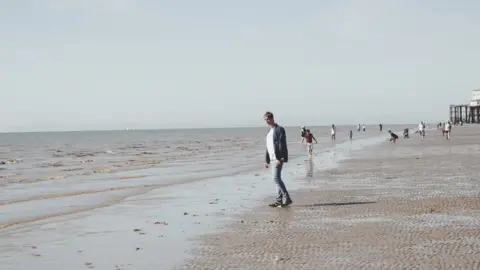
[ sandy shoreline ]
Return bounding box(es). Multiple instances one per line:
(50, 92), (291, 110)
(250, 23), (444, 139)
(178, 125), (480, 269)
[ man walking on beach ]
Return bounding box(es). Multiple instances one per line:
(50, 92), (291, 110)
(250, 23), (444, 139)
(264, 111), (292, 207)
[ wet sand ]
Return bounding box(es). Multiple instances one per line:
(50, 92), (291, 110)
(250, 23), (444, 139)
(178, 125), (480, 270)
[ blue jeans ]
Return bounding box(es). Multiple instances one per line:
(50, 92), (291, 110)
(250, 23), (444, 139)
(272, 161), (290, 202)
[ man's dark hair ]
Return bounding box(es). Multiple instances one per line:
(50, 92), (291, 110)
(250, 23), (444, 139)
(264, 111), (274, 119)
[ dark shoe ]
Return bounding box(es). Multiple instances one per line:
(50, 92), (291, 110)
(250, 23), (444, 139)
(268, 201), (283, 207)
(283, 198), (293, 206)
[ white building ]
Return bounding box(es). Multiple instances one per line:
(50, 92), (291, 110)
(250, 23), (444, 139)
(470, 89), (480, 107)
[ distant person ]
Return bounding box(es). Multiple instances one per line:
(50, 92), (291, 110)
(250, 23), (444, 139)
(357, 124), (361, 132)
(349, 129), (353, 140)
(379, 124), (383, 132)
(330, 125), (336, 141)
(302, 129), (318, 156)
(263, 111), (292, 207)
(445, 121), (451, 140)
(403, 128), (410, 139)
(418, 122), (425, 138)
(388, 130), (398, 142)
(362, 124), (366, 132)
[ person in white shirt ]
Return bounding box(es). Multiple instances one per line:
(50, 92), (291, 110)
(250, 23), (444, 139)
(263, 111), (292, 207)
(444, 121), (451, 140)
(418, 122), (425, 138)
(331, 124), (336, 141)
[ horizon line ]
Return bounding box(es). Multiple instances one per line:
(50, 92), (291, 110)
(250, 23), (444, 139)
(0, 122), (422, 134)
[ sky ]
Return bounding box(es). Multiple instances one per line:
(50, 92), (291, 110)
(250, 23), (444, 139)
(1, 0), (479, 132)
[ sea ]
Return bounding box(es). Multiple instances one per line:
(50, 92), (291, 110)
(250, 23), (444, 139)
(0, 124), (408, 270)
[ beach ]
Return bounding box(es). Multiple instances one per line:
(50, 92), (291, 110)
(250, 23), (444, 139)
(0, 124), (384, 269)
(178, 125), (480, 269)
(2, 124), (476, 269)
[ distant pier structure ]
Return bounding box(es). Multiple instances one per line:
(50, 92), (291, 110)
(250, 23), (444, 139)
(450, 89), (480, 124)
(450, 104), (469, 123)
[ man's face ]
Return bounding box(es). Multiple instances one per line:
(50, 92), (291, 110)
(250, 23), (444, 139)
(264, 116), (274, 126)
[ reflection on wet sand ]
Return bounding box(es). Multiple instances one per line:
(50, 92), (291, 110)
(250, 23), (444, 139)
(306, 158), (314, 178)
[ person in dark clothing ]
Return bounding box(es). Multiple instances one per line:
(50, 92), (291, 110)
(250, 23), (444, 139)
(403, 128), (409, 139)
(379, 124), (383, 132)
(388, 130), (398, 142)
(264, 111), (292, 207)
(349, 129), (353, 140)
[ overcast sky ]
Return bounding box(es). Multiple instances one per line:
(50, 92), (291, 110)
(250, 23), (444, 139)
(1, 0), (479, 132)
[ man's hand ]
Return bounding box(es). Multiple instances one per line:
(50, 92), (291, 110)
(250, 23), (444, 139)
(264, 163), (269, 168)
(275, 160), (281, 168)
